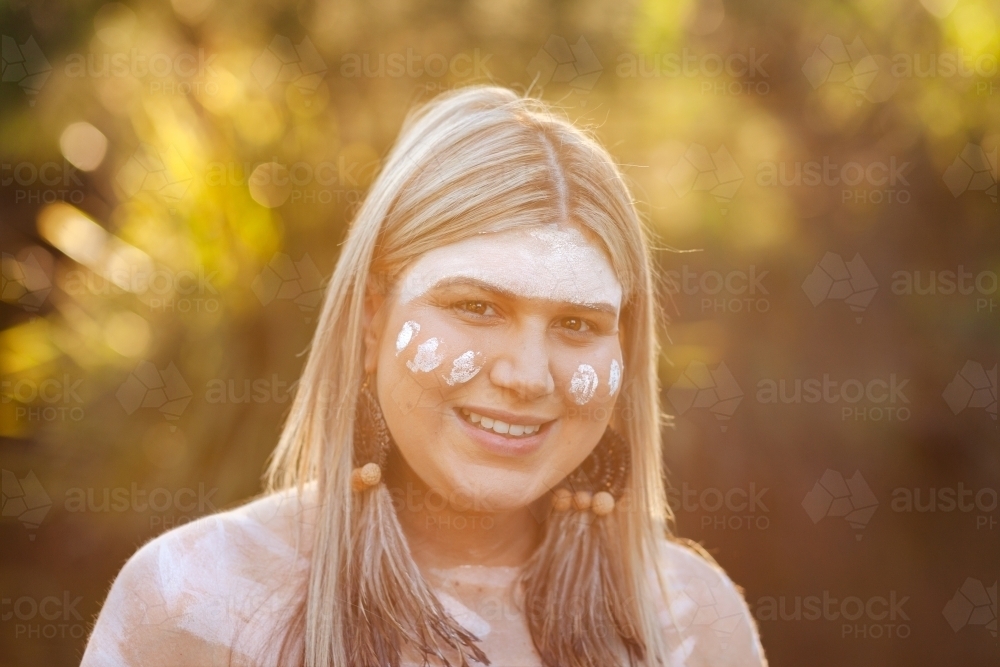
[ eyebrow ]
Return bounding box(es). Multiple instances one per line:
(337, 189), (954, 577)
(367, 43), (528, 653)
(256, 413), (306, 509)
(424, 276), (620, 316)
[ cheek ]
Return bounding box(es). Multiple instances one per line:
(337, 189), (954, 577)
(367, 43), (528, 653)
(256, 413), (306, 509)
(444, 349), (485, 386)
(556, 351), (623, 408)
(391, 318), (487, 388)
(391, 318), (624, 407)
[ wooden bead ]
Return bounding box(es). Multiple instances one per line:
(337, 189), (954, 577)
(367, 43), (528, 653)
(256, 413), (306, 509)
(350, 468), (365, 492)
(591, 491), (615, 516)
(552, 488), (573, 512)
(359, 462), (382, 486)
(573, 490), (593, 511)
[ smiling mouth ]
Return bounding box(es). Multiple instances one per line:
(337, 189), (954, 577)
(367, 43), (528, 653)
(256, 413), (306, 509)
(459, 408), (549, 437)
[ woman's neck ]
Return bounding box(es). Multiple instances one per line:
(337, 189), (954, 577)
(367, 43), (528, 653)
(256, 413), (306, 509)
(387, 461), (543, 571)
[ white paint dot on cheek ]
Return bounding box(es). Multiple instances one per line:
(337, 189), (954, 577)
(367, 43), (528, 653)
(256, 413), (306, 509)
(395, 321), (420, 355)
(570, 364), (599, 405)
(406, 337), (444, 373)
(609, 359), (622, 395)
(446, 350), (482, 385)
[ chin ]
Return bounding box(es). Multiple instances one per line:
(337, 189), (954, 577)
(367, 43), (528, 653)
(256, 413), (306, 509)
(439, 465), (550, 514)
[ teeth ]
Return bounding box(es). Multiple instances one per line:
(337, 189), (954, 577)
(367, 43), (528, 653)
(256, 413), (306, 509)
(462, 410), (542, 437)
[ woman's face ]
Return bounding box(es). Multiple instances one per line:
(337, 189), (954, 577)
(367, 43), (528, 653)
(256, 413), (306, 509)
(366, 223), (625, 512)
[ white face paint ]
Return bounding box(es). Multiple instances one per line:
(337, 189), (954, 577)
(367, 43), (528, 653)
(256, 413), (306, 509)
(406, 337), (444, 373)
(395, 320), (420, 355)
(396, 224), (622, 314)
(570, 364), (599, 405)
(609, 359), (622, 395)
(446, 350), (483, 385)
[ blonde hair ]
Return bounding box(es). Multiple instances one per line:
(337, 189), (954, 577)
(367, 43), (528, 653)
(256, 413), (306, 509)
(266, 85), (673, 666)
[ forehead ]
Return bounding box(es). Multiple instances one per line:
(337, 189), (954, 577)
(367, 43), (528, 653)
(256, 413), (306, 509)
(396, 224), (623, 311)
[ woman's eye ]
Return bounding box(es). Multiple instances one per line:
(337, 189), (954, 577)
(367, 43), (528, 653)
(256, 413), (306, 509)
(456, 301), (494, 316)
(558, 317), (592, 333)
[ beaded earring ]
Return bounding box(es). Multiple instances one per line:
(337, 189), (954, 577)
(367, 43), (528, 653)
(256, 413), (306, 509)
(551, 426), (629, 516)
(350, 377), (390, 492)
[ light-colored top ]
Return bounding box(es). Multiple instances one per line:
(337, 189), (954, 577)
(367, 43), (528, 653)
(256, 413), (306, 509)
(81, 488), (767, 666)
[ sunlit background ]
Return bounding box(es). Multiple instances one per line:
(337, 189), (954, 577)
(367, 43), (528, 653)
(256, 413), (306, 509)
(1, 0), (998, 665)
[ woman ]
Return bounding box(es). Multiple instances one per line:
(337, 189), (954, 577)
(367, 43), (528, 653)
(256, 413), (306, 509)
(82, 86), (767, 667)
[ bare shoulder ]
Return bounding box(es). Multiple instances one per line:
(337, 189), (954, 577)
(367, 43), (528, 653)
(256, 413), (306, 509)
(81, 486), (316, 667)
(653, 538), (768, 667)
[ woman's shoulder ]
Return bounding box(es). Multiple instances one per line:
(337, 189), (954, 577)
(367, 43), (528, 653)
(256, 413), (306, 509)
(81, 486), (316, 667)
(652, 537), (768, 667)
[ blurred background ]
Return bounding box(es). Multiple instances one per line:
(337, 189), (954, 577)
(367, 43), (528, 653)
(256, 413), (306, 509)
(0, 0), (998, 665)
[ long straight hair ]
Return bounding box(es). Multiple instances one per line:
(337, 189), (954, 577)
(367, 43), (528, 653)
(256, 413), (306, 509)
(265, 86), (673, 666)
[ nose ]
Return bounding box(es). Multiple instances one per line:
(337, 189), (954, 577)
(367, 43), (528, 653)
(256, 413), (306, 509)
(488, 326), (555, 401)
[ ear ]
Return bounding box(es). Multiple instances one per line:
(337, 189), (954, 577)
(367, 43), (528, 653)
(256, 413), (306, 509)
(363, 288), (387, 374)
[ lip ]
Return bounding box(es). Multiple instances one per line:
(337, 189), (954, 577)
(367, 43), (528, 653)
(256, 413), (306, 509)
(459, 405), (554, 426)
(453, 407), (554, 458)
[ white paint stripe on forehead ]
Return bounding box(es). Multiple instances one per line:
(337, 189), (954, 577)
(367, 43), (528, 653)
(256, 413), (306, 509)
(396, 225), (622, 312)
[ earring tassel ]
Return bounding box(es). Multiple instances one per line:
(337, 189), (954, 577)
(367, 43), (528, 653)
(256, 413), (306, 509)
(346, 482), (490, 667)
